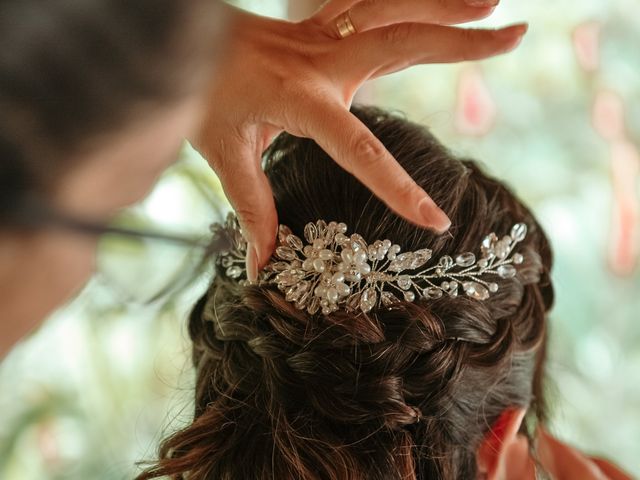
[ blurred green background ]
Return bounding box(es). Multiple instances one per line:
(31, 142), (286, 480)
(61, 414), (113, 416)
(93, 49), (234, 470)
(1, 0), (639, 478)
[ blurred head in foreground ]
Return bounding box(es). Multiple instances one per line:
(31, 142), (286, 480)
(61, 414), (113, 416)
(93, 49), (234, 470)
(140, 106), (554, 480)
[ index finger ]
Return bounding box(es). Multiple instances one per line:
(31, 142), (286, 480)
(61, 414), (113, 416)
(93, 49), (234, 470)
(300, 100), (451, 232)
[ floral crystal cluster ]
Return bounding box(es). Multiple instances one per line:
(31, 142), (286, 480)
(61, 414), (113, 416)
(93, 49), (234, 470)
(214, 214), (528, 316)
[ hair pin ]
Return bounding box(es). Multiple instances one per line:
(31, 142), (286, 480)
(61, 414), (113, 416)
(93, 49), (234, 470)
(213, 214), (527, 315)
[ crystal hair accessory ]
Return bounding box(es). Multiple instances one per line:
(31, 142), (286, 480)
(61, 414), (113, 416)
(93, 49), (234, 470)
(213, 214), (528, 316)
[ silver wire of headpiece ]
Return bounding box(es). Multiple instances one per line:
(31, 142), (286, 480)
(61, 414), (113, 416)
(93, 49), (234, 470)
(213, 214), (528, 316)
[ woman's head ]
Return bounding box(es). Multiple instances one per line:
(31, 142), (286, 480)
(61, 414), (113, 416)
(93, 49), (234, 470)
(0, 0), (224, 354)
(141, 106), (554, 479)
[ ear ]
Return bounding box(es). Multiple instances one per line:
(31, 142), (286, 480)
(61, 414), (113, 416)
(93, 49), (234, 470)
(476, 407), (528, 480)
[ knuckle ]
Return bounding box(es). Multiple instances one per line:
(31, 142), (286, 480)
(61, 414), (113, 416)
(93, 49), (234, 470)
(460, 29), (481, 55)
(382, 23), (413, 46)
(395, 178), (420, 201)
(234, 205), (265, 233)
(351, 135), (387, 169)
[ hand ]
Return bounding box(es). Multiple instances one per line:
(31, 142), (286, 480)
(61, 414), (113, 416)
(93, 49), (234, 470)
(194, 0), (528, 280)
(501, 427), (633, 480)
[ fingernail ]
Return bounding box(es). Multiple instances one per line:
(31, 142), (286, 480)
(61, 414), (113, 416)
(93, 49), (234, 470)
(418, 198), (451, 233)
(245, 242), (259, 283)
(466, 0), (499, 7)
(495, 23), (529, 39)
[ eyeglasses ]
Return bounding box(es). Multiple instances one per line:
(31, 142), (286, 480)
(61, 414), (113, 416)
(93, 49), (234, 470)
(7, 196), (230, 304)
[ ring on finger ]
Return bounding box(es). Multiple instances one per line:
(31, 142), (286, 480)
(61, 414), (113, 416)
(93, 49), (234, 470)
(336, 10), (357, 39)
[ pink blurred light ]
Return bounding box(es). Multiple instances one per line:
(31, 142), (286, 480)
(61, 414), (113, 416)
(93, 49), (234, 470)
(593, 90), (626, 142)
(454, 66), (497, 137)
(608, 140), (640, 275)
(572, 21), (601, 72)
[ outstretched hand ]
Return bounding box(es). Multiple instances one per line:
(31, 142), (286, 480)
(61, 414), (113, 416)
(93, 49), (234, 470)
(193, 0), (528, 280)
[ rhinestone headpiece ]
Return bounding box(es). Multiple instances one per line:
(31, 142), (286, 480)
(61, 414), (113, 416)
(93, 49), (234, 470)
(213, 214), (528, 316)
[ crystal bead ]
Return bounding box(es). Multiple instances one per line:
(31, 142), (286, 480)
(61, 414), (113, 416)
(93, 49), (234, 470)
(332, 272), (345, 283)
(226, 266), (243, 278)
(302, 258), (314, 271)
(336, 282), (350, 296)
(335, 233), (348, 245)
(303, 245), (314, 257)
(463, 281), (489, 300)
(278, 225), (292, 244)
(489, 282), (499, 293)
(319, 249), (334, 261)
(383, 240), (392, 249)
(397, 275), (412, 290)
(286, 234), (304, 251)
(381, 291), (400, 306)
(455, 252), (476, 267)
(478, 258), (489, 268)
(350, 234), (367, 251)
(327, 287), (339, 303)
(354, 249), (367, 264)
(276, 246), (297, 261)
(387, 245), (401, 261)
(403, 291), (416, 302)
(271, 262), (290, 272)
(438, 255), (454, 269)
(337, 222), (348, 234)
(497, 264), (517, 278)
(315, 285), (327, 297)
(313, 239), (325, 250)
(388, 252), (412, 272)
(316, 220), (327, 232)
(341, 248), (354, 263)
(410, 249), (432, 269)
(494, 239), (511, 259)
(345, 271), (361, 282)
(513, 253), (524, 264)
(358, 263), (371, 275)
(441, 281), (449, 290)
(510, 223), (527, 242)
(481, 233), (498, 256)
(359, 287), (378, 313)
(423, 287), (443, 299)
(322, 306), (332, 315)
(276, 270), (303, 286)
(304, 223), (318, 243)
(313, 258), (326, 272)
(286, 281), (309, 302)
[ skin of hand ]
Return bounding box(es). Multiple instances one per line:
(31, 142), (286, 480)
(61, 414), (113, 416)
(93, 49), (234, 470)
(192, 0), (529, 281)
(500, 426), (634, 480)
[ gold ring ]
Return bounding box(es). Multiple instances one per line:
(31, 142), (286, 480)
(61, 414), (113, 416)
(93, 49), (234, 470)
(336, 10), (357, 39)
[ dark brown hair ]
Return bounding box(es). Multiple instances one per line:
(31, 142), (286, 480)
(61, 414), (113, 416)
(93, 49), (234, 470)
(139, 106), (554, 479)
(0, 0), (224, 221)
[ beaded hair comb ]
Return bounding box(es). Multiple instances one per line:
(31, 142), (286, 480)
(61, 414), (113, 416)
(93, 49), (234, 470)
(213, 214), (528, 316)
